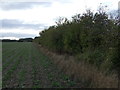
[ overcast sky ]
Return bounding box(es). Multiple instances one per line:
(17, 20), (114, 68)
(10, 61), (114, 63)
(0, 0), (119, 40)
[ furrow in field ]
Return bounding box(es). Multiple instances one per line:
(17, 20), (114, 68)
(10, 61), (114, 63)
(3, 48), (23, 69)
(3, 46), (26, 74)
(4, 43), (33, 88)
(4, 52), (26, 88)
(2, 43), (28, 88)
(2, 43), (25, 60)
(31, 45), (51, 88)
(17, 44), (33, 88)
(3, 42), (81, 88)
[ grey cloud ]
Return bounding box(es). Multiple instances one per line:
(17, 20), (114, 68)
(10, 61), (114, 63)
(1, 32), (36, 38)
(0, 2), (52, 10)
(1, 19), (44, 30)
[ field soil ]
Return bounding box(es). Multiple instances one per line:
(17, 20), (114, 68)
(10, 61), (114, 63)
(2, 42), (81, 88)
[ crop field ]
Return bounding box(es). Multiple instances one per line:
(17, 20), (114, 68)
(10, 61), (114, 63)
(2, 42), (80, 88)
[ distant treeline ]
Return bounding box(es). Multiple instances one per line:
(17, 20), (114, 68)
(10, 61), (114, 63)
(18, 38), (33, 42)
(2, 38), (33, 42)
(1, 39), (18, 42)
(33, 7), (120, 74)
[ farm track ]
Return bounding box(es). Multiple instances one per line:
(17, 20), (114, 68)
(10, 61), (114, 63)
(2, 42), (81, 88)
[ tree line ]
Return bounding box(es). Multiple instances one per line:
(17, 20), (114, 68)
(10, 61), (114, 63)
(33, 8), (120, 75)
(2, 38), (33, 42)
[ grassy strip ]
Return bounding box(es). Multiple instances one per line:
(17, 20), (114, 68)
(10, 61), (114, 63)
(36, 44), (118, 88)
(33, 43), (79, 88)
(31, 46), (42, 88)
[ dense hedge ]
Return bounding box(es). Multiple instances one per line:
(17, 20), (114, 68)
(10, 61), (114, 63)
(33, 9), (119, 72)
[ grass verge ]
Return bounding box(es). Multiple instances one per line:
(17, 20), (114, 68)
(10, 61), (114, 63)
(36, 43), (118, 88)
